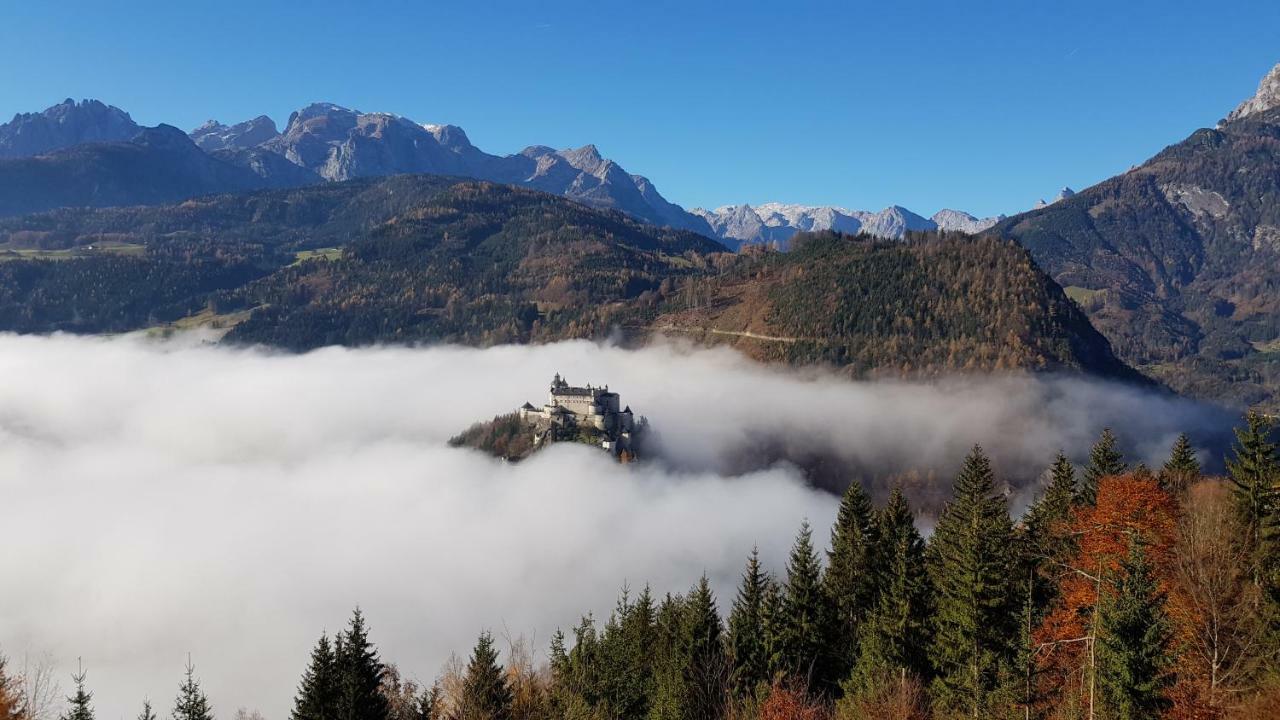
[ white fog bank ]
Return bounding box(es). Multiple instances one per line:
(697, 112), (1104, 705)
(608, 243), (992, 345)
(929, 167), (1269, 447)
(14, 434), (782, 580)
(0, 333), (1234, 720)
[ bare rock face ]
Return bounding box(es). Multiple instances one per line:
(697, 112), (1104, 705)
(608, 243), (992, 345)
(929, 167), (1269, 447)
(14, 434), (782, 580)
(190, 115), (280, 151)
(1225, 62), (1280, 124)
(260, 103), (714, 236)
(0, 99), (140, 159)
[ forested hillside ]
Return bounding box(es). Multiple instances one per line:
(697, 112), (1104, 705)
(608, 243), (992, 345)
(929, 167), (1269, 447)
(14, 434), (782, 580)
(0, 176), (1140, 383)
(650, 231), (1143, 382)
(997, 106), (1280, 409)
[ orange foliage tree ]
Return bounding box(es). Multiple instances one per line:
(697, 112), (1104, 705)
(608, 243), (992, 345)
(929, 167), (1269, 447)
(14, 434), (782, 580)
(1033, 472), (1179, 717)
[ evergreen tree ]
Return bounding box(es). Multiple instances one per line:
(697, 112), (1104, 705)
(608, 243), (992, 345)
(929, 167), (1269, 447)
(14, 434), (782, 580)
(1226, 412), (1279, 584)
(847, 488), (931, 691)
(335, 610), (388, 720)
(776, 521), (833, 694)
(682, 577), (727, 720)
(59, 665), (93, 720)
(137, 701), (156, 720)
(292, 633), (340, 720)
(456, 632), (512, 720)
(926, 446), (1018, 717)
(1022, 453), (1078, 613)
(650, 578), (726, 720)
(171, 661), (212, 720)
(1096, 540), (1173, 720)
(823, 481), (879, 681)
(1159, 433), (1200, 493)
(727, 548), (773, 697)
(596, 587), (657, 720)
(1079, 429), (1126, 506)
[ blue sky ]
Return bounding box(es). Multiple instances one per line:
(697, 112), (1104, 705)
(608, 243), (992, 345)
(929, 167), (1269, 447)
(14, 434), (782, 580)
(2, 0), (1277, 217)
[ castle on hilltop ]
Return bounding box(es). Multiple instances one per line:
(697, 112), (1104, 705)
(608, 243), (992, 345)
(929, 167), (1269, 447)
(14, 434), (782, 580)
(519, 373), (638, 455)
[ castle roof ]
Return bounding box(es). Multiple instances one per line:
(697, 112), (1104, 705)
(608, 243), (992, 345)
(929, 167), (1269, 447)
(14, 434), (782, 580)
(552, 386), (595, 397)
(520, 402), (536, 410)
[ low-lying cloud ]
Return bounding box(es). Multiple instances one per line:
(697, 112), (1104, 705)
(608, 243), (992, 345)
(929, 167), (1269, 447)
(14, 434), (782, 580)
(0, 333), (1235, 720)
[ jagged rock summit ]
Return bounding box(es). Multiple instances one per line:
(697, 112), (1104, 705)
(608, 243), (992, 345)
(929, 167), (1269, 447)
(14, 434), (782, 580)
(0, 98), (139, 158)
(190, 115), (280, 151)
(1225, 61), (1280, 124)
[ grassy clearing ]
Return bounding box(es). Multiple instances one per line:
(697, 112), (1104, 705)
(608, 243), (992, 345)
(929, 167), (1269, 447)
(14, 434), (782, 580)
(1064, 285), (1103, 304)
(292, 247), (343, 264)
(146, 307), (257, 340)
(0, 242), (146, 262)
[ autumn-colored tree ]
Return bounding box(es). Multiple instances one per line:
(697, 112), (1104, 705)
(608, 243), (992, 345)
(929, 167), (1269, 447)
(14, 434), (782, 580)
(1034, 473), (1179, 718)
(1171, 480), (1265, 717)
(758, 681), (830, 720)
(834, 670), (928, 720)
(0, 653), (23, 720)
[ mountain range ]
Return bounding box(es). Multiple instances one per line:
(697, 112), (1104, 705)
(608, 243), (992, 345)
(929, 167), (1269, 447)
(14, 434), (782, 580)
(1, 60), (1279, 407)
(0, 98), (1021, 245)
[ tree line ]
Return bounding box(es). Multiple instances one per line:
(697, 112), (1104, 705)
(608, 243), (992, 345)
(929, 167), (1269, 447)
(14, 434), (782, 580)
(4, 415), (1279, 719)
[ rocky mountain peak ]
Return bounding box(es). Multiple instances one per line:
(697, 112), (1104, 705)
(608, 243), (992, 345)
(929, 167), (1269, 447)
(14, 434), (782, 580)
(0, 98), (140, 159)
(189, 115), (279, 151)
(1225, 62), (1280, 124)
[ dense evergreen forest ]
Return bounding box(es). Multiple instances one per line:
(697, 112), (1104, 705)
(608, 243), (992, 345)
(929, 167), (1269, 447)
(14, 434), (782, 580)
(7, 415), (1279, 720)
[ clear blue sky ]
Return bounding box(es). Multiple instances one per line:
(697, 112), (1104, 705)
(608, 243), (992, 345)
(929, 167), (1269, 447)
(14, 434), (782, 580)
(2, 0), (1278, 217)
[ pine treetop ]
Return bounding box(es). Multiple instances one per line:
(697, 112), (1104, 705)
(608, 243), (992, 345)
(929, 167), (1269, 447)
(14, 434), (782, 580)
(59, 665), (94, 720)
(457, 632), (512, 720)
(171, 661), (212, 720)
(1096, 539), (1174, 720)
(1080, 428), (1127, 506)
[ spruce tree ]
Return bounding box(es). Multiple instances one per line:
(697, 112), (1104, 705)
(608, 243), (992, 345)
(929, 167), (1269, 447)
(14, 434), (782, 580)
(847, 488), (930, 691)
(1079, 428), (1126, 506)
(456, 632), (512, 720)
(597, 586), (656, 720)
(823, 481), (879, 681)
(1023, 452), (1078, 613)
(171, 661), (212, 720)
(727, 548), (773, 698)
(59, 664), (94, 720)
(336, 610), (388, 720)
(137, 701), (157, 720)
(1096, 540), (1173, 720)
(926, 445), (1018, 717)
(776, 521), (833, 694)
(292, 633), (340, 720)
(1226, 412), (1279, 584)
(1159, 433), (1200, 493)
(682, 576), (726, 720)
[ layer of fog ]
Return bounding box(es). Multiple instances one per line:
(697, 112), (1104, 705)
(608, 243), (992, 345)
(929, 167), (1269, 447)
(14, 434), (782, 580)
(0, 333), (1234, 720)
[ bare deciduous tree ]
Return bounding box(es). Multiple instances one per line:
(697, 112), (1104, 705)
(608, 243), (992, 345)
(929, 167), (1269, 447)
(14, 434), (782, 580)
(1173, 480), (1265, 712)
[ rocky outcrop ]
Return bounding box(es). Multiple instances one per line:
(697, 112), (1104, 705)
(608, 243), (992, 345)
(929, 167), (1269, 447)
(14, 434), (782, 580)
(1225, 62), (1280, 124)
